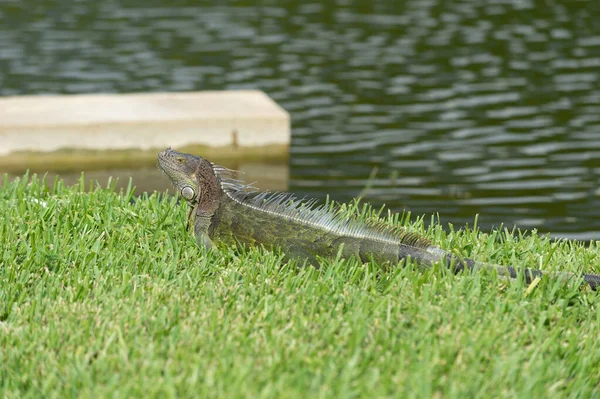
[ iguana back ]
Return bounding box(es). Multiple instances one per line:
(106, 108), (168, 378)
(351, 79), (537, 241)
(211, 185), (442, 267)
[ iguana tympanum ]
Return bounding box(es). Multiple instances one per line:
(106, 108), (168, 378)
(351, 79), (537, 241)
(158, 148), (600, 290)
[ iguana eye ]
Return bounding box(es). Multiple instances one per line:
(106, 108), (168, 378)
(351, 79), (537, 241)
(181, 186), (195, 200)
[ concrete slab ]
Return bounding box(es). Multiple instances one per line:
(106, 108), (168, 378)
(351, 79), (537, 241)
(0, 90), (290, 156)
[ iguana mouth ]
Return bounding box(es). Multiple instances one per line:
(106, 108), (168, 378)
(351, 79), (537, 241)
(156, 148), (173, 179)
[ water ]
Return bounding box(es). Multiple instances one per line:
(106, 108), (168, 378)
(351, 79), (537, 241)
(5, 162), (289, 195)
(1, 0), (600, 239)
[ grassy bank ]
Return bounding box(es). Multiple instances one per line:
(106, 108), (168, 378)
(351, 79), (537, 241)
(1, 174), (599, 398)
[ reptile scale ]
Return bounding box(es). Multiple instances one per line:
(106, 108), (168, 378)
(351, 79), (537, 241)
(158, 148), (600, 290)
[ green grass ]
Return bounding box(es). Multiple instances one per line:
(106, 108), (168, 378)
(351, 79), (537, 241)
(1, 174), (599, 398)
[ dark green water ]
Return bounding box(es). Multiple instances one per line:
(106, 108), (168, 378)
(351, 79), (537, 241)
(2, 0), (600, 239)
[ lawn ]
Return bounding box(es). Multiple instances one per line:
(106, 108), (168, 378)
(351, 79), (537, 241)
(1, 174), (599, 398)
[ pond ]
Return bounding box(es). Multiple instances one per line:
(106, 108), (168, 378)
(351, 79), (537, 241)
(1, 0), (600, 239)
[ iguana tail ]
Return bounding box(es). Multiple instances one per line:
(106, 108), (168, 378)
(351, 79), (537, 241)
(320, 236), (600, 289)
(439, 248), (600, 290)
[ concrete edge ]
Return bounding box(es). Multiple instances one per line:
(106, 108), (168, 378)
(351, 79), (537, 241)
(0, 90), (291, 157)
(0, 144), (289, 174)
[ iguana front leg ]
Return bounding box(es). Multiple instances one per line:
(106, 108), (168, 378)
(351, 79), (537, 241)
(194, 210), (217, 251)
(196, 231), (216, 251)
(186, 205), (194, 230)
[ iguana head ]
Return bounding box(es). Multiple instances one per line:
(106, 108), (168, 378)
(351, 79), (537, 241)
(157, 148), (222, 212)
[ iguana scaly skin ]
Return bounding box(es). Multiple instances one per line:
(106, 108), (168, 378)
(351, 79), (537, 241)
(158, 148), (600, 290)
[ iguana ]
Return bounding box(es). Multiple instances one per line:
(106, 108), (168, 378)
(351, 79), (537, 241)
(158, 148), (600, 290)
